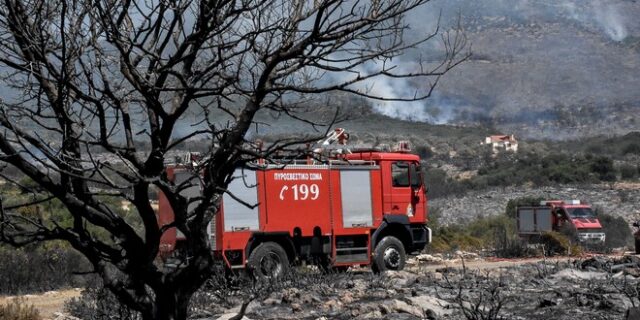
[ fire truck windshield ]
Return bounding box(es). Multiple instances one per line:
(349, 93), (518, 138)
(568, 208), (596, 218)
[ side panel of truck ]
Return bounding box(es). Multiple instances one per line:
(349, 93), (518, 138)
(261, 167), (332, 236)
(517, 207), (553, 234)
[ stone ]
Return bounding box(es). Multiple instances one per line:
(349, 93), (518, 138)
(550, 269), (609, 281)
(626, 307), (640, 320)
(52, 313), (82, 320)
(262, 297), (281, 306)
(416, 254), (444, 264)
(281, 288), (301, 303)
(408, 295), (453, 317)
(340, 291), (354, 304)
(323, 299), (343, 312)
(215, 313), (252, 320)
(356, 310), (383, 319)
(380, 299), (424, 317)
(384, 270), (419, 287)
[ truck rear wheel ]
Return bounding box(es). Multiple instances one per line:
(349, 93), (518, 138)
(248, 242), (289, 280)
(372, 236), (406, 273)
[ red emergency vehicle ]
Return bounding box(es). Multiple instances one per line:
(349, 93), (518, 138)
(157, 130), (431, 277)
(517, 200), (605, 244)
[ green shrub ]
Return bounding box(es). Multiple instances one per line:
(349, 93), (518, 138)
(620, 164), (639, 180)
(0, 244), (91, 294)
(415, 145), (434, 159)
(540, 231), (582, 256)
(428, 215), (533, 257)
(590, 156), (616, 181)
(65, 287), (141, 320)
(598, 212), (633, 249)
(0, 299), (41, 320)
(623, 142), (640, 155)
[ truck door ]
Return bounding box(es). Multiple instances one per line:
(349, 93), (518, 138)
(389, 161), (421, 216)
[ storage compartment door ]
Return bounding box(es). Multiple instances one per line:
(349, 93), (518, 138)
(340, 170), (373, 228)
(223, 169), (260, 231)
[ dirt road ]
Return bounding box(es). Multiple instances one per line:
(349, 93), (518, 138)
(0, 289), (81, 320)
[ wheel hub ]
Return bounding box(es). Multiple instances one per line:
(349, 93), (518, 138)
(259, 252), (282, 278)
(383, 247), (400, 269)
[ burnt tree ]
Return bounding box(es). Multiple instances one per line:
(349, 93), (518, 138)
(0, 0), (467, 319)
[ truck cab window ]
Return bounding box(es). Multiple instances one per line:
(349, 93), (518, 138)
(392, 162), (410, 187)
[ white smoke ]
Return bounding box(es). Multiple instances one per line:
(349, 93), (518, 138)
(593, 2), (627, 42)
(563, 1), (628, 42)
(345, 59), (457, 124)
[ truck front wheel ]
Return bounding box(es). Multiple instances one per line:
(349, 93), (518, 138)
(372, 236), (406, 273)
(248, 242), (290, 280)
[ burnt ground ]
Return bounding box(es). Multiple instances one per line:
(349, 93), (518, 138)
(199, 255), (640, 320)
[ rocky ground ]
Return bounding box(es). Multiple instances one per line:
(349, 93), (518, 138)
(13, 254), (640, 320)
(430, 183), (640, 226)
(194, 254), (640, 320)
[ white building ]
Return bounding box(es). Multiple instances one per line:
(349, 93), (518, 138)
(482, 135), (518, 153)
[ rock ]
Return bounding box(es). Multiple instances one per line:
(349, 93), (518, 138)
(262, 297), (281, 306)
(384, 270), (419, 287)
(300, 293), (321, 304)
(415, 254), (444, 264)
(340, 291), (354, 304)
(216, 313), (252, 320)
(355, 303), (380, 315)
(550, 269), (609, 281)
(454, 250), (480, 260)
(538, 297), (558, 308)
(291, 303), (302, 312)
(380, 299), (424, 317)
(408, 295), (452, 317)
(626, 307), (640, 320)
(626, 268), (640, 278)
(323, 299), (343, 312)
(281, 288), (301, 303)
(355, 310), (383, 319)
(52, 313), (82, 320)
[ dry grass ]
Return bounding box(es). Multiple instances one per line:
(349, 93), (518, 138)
(0, 298), (41, 320)
(0, 289), (81, 320)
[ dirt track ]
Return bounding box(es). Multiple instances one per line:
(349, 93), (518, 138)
(0, 289), (81, 320)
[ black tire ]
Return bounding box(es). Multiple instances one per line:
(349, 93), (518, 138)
(371, 236), (406, 273)
(248, 242), (290, 280)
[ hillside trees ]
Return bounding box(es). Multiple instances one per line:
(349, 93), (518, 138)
(0, 1), (468, 319)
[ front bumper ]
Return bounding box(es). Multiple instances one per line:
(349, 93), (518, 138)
(577, 232), (606, 243)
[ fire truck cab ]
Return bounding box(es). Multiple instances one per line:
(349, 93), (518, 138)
(158, 149), (431, 277)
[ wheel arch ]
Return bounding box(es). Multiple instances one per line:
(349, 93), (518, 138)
(246, 232), (296, 264)
(372, 215), (412, 252)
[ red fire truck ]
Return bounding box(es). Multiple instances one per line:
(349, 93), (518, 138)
(157, 130), (431, 277)
(517, 200), (605, 244)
